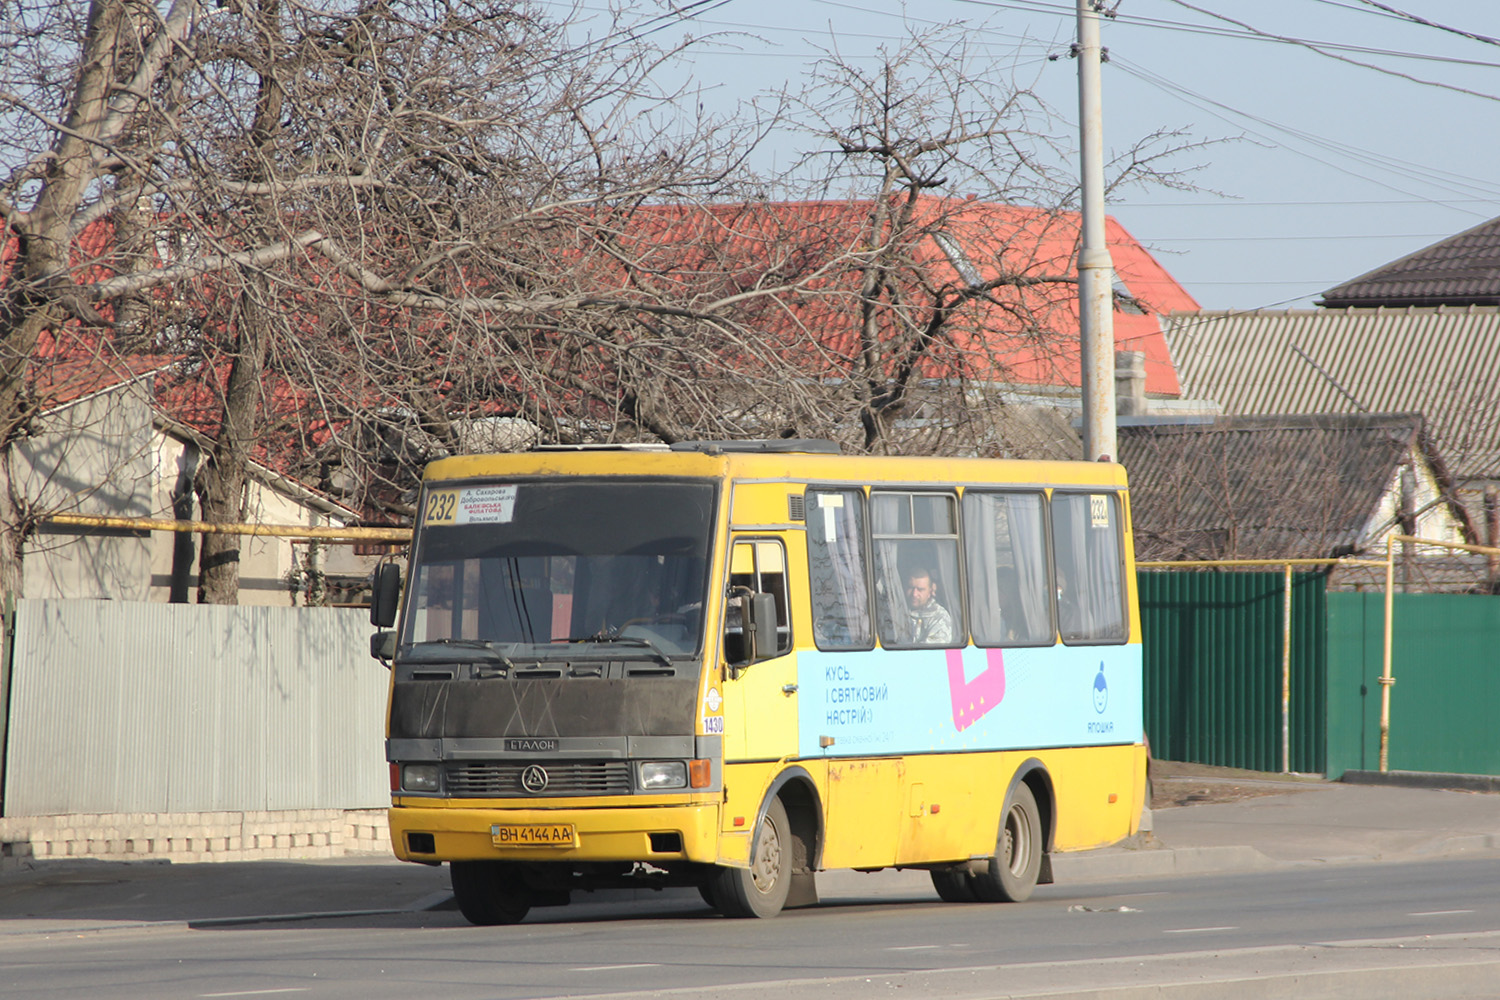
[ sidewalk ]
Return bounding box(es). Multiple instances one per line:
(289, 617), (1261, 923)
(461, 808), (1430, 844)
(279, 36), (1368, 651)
(3, 767), (1498, 937)
(1053, 763), (1500, 881)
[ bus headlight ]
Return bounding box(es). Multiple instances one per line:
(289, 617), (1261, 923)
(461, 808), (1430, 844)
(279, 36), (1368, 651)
(402, 764), (441, 792)
(639, 761), (687, 789)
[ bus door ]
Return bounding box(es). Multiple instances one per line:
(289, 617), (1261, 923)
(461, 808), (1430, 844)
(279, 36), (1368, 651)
(720, 537), (796, 762)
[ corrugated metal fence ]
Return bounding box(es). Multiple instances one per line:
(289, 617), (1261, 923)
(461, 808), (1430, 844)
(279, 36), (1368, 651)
(1139, 572), (1328, 774)
(1, 600), (388, 817)
(1327, 592), (1500, 777)
(1143, 573), (1500, 778)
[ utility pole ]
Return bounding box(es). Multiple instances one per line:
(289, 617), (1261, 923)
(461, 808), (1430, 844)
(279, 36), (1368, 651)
(1077, 0), (1117, 462)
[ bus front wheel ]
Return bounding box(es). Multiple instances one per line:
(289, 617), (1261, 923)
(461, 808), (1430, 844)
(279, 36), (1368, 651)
(972, 782), (1043, 903)
(451, 860), (532, 925)
(710, 797), (791, 918)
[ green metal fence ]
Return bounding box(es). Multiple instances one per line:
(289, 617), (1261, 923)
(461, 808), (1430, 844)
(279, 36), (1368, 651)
(1139, 572), (1328, 773)
(1327, 592), (1500, 778)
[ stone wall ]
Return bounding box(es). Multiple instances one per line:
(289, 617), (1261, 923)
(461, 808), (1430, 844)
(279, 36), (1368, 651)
(0, 809), (390, 866)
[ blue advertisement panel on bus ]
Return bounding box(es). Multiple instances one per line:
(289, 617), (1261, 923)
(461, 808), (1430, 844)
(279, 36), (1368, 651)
(796, 645), (1143, 757)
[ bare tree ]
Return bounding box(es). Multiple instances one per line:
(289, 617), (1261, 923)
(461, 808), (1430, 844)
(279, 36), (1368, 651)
(2, 4), (1216, 600)
(1, 0), (777, 598)
(739, 28), (1217, 454)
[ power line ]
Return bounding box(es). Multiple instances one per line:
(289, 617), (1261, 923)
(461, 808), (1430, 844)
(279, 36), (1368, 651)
(946, 0), (1500, 68)
(1343, 0), (1500, 48)
(1156, 0), (1500, 105)
(1111, 55), (1500, 204)
(1113, 198), (1500, 208)
(1141, 233), (1453, 243)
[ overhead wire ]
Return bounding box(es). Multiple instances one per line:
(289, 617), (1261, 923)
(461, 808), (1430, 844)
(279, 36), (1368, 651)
(1155, 0), (1500, 104)
(1340, 0), (1500, 49)
(534, 0), (1500, 305)
(948, 0), (1500, 67)
(1109, 55), (1500, 205)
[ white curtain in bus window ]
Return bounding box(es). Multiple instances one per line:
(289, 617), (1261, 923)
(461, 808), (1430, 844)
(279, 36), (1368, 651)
(872, 492), (963, 647)
(1052, 492), (1127, 644)
(962, 491), (1054, 646)
(806, 489), (873, 650)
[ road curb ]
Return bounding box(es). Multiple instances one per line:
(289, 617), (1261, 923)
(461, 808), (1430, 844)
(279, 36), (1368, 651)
(1051, 844), (1275, 880)
(1341, 770), (1500, 794)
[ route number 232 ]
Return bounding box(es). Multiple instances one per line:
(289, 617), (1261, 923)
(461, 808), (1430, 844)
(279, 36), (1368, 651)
(425, 490), (459, 524)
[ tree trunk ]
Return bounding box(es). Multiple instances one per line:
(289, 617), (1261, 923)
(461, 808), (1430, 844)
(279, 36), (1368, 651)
(0, 0), (135, 592)
(195, 0), (283, 605)
(196, 290), (271, 604)
(0, 452), (28, 598)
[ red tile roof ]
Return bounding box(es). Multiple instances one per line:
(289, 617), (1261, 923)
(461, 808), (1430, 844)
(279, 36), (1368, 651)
(8, 196), (1196, 464)
(620, 196), (1194, 397)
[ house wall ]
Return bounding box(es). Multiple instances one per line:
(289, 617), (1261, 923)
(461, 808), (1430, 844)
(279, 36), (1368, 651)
(148, 433), (348, 605)
(1361, 453), (1468, 552)
(15, 381), (362, 605)
(18, 384), (155, 600)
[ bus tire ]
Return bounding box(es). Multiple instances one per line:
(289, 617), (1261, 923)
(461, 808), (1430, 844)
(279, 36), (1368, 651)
(450, 860), (532, 925)
(711, 796), (791, 918)
(972, 782), (1043, 903)
(930, 868), (978, 903)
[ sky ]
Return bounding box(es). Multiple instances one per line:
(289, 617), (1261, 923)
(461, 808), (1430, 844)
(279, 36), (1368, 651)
(555, 0), (1500, 311)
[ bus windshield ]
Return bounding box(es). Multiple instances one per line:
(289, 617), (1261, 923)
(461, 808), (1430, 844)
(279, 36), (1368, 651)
(400, 479), (716, 659)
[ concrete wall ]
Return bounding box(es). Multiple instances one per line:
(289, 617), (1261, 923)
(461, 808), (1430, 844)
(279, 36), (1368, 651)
(0, 808), (390, 864)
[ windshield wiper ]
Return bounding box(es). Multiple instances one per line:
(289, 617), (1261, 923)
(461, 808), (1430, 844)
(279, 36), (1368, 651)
(404, 638), (516, 668)
(571, 634), (674, 666)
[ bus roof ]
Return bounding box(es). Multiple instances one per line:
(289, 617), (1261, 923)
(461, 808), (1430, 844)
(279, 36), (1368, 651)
(423, 442), (1129, 491)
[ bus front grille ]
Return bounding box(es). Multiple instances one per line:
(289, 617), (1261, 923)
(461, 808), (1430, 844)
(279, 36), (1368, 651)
(444, 761), (633, 797)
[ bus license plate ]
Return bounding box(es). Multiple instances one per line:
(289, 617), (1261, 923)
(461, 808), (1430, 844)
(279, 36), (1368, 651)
(491, 824), (576, 847)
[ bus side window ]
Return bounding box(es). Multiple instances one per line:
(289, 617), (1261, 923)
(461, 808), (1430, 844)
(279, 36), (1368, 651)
(806, 489), (873, 650)
(872, 491), (963, 648)
(1051, 492), (1128, 644)
(962, 491), (1054, 646)
(725, 539), (792, 663)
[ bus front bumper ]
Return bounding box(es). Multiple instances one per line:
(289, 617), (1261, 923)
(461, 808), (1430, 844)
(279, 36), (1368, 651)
(388, 801), (722, 864)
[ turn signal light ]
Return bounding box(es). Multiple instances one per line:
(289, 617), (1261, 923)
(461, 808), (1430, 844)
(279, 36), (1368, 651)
(689, 759), (712, 788)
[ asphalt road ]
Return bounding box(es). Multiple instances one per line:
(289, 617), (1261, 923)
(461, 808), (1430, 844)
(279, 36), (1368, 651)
(7, 858), (1500, 1000)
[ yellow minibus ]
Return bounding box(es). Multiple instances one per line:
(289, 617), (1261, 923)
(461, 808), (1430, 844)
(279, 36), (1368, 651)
(371, 440), (1146, 923)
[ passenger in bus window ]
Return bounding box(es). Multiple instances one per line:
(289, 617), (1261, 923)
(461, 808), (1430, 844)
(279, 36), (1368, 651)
(904, 567), (954, 645)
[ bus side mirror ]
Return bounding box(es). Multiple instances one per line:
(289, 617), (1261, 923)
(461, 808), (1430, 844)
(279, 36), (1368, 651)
(743, 592), (779, 664)
(370, 630), (396, 664)
(370, 563), (401, 627)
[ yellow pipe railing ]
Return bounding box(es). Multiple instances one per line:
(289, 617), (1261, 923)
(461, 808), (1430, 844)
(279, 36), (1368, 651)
(43, 512), (412, 543)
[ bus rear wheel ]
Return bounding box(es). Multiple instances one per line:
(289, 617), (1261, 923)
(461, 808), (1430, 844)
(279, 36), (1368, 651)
(450, 860), (532, 925)
(710, 797), (791, 918)
(930, 868), (978, 902)
(971, 782), (1043, 903)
